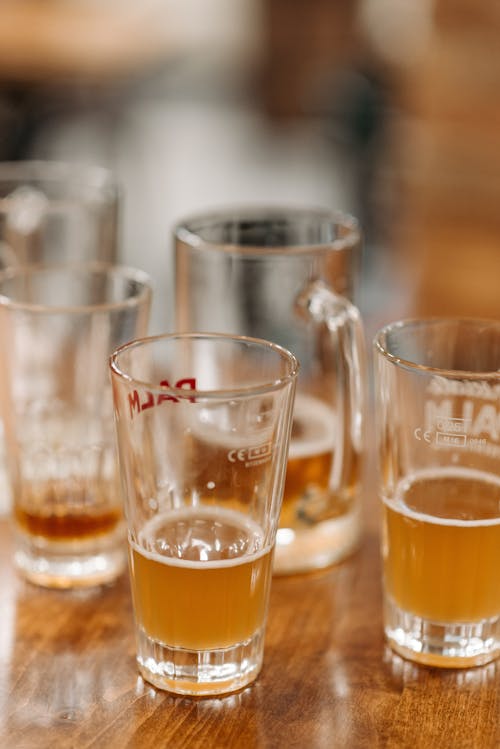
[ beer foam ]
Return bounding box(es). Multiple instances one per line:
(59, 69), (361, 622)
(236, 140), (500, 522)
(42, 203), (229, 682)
(131, 505), (270, 569)
(288, 393), (336, 459)
(383, 466), (500, 528)
(186, 403), (273, 451)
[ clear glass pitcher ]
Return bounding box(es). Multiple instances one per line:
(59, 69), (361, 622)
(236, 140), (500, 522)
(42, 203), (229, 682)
(174, 207), (367, 574)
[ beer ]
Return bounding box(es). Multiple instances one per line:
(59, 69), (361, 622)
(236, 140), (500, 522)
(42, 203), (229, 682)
(280, 394), (357, 528)
(15, 478), (122, 541)
(183, 393), (357, 530)
(181, 402), (276, 508)
(383, 467), (500, 623)
(129, 506), (273, 651)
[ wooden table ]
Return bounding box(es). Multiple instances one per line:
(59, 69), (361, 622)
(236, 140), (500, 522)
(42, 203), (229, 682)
(0, 486), (498, 749)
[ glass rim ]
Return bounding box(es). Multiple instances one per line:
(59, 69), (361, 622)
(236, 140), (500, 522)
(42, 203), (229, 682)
(374, 316), (500, 378)
(0, 160), (117, 196)
(0, 262), (152, 314)
(174, 205), (360, 256)
(110, 331), (300, 399)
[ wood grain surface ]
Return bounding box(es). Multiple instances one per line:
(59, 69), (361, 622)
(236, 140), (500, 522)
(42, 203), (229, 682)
(0, 484), (498, 749)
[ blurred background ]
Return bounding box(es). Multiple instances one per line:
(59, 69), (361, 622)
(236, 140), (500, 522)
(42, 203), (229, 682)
(1, 0), (499, 335)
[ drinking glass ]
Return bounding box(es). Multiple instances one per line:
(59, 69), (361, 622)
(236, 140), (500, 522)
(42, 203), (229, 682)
(110, 333), (298, 695)
(0, 160), (118, 269)
(0, 264), (151, 588)
(174, 207), (366, 574)
(374, 318), (500, 667)
(0, 161), (119, 516)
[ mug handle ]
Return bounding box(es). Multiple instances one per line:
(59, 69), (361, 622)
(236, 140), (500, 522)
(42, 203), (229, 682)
(296, 279), (366, 491)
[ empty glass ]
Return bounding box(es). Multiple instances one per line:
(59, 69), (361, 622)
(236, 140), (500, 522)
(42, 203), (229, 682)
(0, 161), (120, 516)
(0, 160), (118, 269)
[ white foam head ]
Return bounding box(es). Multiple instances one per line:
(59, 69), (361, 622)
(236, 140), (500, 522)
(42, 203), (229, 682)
(288, 393), (336, 459)
(132, 505), (268, 568)
(186, 401), (274, 450)
(385, 466), (500, 527)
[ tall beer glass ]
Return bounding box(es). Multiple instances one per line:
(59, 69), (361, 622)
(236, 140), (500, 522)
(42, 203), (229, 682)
(0, 161), (119, 516)
(0, 161), (118, 269)
(374, 318), (500, 667)
(174, 207), (366, 574)
(0, 264), (151, 588)
(110, 333), (298, 695)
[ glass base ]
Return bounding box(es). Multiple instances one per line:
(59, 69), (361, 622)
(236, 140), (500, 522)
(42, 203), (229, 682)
(384, 596), (500, 668)
(14, 530), (126, 589)
(136, 626), (265, 696)
(273, 507), (360, 575)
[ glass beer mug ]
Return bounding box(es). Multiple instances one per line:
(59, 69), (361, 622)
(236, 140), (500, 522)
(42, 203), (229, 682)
(174, 207), (366, 573)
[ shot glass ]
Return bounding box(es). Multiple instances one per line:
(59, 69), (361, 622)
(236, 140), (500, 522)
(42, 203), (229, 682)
(0, 264), (151, 588)
(374, 318), (500, 667)
(110, 333), (298, 695)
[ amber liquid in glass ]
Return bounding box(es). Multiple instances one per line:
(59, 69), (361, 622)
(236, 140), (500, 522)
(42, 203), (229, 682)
(280, 394), (358, 528)
(383, 468), (500, 622)
(129, 507), (273, 651)
(15, 479), (122, 541)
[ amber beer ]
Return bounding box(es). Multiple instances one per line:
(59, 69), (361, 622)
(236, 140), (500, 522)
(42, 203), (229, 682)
(281, 394), (356, 529)
(15, 478), (122, 542)
(185, 393), (350, 528)
(129, 506), (273, 651)
(383, 467), (500, 623)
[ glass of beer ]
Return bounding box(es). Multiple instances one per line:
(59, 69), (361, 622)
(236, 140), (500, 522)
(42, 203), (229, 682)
(174, 207), (366, 574)
(374, 318), (500, 667)
(0, 264), (151, 588)
(110, 333), (298, 695)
